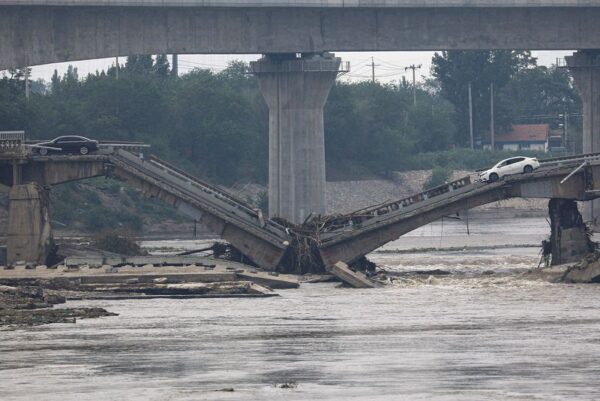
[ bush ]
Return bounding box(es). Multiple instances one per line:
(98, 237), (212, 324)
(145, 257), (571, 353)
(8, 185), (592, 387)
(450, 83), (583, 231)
(423, 167), (451, 190)
(92, 230), (145, 256)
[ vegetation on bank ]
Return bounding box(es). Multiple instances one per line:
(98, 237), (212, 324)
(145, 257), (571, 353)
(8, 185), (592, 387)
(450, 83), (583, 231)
(50, 177), (183, 233)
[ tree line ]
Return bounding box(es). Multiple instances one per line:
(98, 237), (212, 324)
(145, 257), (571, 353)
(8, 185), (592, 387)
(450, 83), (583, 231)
(0, 51), (583, 185)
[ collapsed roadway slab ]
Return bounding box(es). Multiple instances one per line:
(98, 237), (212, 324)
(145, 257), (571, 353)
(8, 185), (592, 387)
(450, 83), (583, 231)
(3, 143), (600, 275)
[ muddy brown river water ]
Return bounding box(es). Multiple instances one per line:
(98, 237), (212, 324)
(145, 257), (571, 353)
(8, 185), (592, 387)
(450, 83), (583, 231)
(1, 217), (600, 400)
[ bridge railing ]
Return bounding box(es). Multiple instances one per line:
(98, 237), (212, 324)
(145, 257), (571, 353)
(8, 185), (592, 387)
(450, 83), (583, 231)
(539, 151), (600, 168)
(111, 150), (289, 238)
(317, 175), (473, 236)
(0, 131), (25, 155)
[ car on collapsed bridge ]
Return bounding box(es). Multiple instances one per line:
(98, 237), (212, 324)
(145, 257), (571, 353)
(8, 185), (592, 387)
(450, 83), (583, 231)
(478, 156), (540, 183)
(33, 135), (99, 156)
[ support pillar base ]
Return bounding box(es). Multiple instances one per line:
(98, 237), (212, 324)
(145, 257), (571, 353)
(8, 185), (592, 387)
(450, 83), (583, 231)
(7, 183), (54, 266)
(548, 199), (594, 266)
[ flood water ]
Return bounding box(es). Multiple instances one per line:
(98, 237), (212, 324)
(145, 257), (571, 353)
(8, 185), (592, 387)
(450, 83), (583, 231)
(2, 217), (600, 401)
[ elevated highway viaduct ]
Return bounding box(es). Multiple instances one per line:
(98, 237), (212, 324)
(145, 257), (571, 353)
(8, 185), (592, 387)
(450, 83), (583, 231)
(1, 1), (600, 223)
(2, 1), (600, 63)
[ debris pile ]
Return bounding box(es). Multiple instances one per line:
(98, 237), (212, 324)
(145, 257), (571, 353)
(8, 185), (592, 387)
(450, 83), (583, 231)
(0, 283), (116, 327)
(73, 280), (276, 298)
(562, 252), (600, 283)
(93, 230), (147, 256)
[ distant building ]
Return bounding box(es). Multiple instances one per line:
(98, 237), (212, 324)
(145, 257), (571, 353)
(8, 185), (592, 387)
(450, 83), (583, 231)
(482, 124), (549, 152)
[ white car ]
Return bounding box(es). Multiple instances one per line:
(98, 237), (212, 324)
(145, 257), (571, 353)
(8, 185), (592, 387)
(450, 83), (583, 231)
(479, 156), (540, 183)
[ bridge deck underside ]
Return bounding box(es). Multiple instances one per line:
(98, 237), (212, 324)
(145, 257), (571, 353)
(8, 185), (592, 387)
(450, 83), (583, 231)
(3, 6), (600, 69)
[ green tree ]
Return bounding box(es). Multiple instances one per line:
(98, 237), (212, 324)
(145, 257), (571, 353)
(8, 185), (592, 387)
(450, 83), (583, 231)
(498, 65), (581, 123)
(432, 50), (536, 145)
(169, 68), (264, 184)
(153, 54), (171, 77)
(125, 55), (154, 75)
(325, 81), (456, 176)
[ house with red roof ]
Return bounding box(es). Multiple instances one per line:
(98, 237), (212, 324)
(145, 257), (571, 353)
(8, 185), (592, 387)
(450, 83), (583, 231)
(482, 124), (549, 152)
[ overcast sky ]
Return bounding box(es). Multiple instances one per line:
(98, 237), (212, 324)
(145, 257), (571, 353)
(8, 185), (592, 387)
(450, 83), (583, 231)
(25, 50), (573, 84)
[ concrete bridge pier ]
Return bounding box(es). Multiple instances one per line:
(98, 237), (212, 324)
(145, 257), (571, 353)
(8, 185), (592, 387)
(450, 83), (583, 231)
(566, 50), (600, 225)
(548, 199), (593, 266)
(251, 53), (341, 224)
(7, 183), (54, 266)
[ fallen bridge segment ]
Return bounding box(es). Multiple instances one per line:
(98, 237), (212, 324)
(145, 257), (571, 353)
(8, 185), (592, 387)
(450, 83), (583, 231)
(4, 146), (600, 275)
(106, 149), (291, 271)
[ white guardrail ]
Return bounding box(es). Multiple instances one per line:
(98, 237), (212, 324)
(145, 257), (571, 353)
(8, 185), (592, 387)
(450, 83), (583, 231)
(0, 131), (25, 154)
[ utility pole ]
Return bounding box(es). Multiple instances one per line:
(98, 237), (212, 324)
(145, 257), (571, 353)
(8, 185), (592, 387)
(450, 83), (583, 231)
(172, 54), (178, 77)
(468, 82), (474, 149)
(564, 111), (569, 151)
(405, 64), (422, 106)
(115, 56), (119, 80)
(490, 82), (495, 150)
(559, 111), (569, 151)
(24, 67), (30, 100)
(371, 57), (376, 83)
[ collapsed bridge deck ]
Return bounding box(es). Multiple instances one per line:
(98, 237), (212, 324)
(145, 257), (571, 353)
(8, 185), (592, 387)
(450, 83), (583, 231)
(3, 142), (600, 273)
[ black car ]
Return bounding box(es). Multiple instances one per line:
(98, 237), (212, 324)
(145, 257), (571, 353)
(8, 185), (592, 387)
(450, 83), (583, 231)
(35, 136), (99, 155)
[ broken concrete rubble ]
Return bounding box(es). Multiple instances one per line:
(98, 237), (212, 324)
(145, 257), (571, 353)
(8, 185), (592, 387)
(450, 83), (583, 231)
(75, 281), (276, 298)
(327, 262), (379, 289)
(1, 258), (301, 305)
(562, 253), (600, 283)
(0, 283), (116, 326)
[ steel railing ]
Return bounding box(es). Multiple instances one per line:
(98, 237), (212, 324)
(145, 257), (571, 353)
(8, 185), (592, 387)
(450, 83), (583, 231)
(0, 131), (25, 155)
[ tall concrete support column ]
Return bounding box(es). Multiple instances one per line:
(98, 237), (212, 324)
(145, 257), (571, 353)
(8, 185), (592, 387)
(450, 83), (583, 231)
(251, 53), (342, 224)
(567, 50), (600, 224)
(7, 183), (54, 265)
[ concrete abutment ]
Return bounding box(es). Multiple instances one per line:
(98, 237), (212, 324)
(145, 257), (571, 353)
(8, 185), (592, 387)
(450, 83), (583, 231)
(7, 183), (54, 266)
(251, 53), (341, 224)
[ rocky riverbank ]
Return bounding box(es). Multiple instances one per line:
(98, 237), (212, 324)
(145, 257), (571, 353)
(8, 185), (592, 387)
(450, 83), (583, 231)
(0, 284), (117, 327)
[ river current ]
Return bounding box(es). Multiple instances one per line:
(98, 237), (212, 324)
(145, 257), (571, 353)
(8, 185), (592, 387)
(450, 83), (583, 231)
(1, 217), (600, 400)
